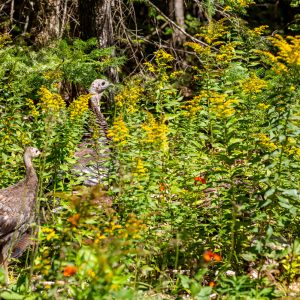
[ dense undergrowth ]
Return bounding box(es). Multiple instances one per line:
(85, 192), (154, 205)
(0, 12), (300, 300)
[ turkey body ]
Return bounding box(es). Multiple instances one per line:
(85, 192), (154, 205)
(0, 147), (40, 269)
(74, 79), (112, 186)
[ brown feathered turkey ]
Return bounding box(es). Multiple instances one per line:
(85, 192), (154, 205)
(0, 147), (41, 279)
(74, 79), (113, 186)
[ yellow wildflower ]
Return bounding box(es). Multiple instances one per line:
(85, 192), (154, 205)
(196, 20), (229, 45)
(237, 0), (255, 7)
(27, 99), (39, 118)
(252, 25), (269, 36)
(271, 35), (300, 66)
(144, 62), (156, 73)
(42, 228), (58, 241)
(209, 92), (239, 118)
(241, 74), (267, 93)
(133, 158), (147, 177)
(107, 116), (130, 145)
(257, 35), (300, 73)
(256, 133), (277, 151)
(185, 42), (209, 55)
(87, 270), (96, 279)
(142, 113), (168, 151)
(257, 103), (270, 110)
(154, 49), (174, 64)
(69, 94), (90, 119)
(38, 86), (65, 113)
(43, 70), (62, 80)
(216, 42), (237, 63)
(115, 83), (144, 113)
(182, 92), (206, 117)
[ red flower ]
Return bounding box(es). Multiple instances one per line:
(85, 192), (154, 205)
(194, 176), (206, 184)
(63, 265), (78, 277)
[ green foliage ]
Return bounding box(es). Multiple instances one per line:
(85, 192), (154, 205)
(1, 9), (300, 299)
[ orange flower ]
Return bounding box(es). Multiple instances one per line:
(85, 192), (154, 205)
(203, 250), (222, 262)
(209, 281), (216, 287)
(213, 253), (222, 262)
(203, 250), (214, 262)
(159, 182), (169, 191)
(63, 265), (78, 277)
(194, 176), (206, 184)
(68, 213), (80, 226)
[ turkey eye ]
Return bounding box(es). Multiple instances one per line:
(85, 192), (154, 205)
(101, 81), (105, 86)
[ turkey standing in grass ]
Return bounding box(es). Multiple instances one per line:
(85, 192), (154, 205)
(0, 147), (41, 281)
(74, 79), (113, 186)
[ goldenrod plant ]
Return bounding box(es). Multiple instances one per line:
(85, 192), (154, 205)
(0, 2), (300, 299)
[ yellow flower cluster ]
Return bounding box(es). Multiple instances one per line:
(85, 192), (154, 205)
(115, 84), (144, 113)
(271, 35), (300, 66)
(144, 61), (156, 73)
(142, 113), (168, 151)
(133, 158), (147, 177)
(289, 147), (300, 158)
(38, 86), (66, 113)
(182, 92), (206, 117)
(224, 0), (254, 10)
(123, 213), (147, 239)
(257, 35), (300, 73)
(42, 227), (58, 241)
(216, 42), (237, 63)
(170, 70), (184, 79)
(155, 49), (174, 64)
(27, 98), (39, 118)
(69, 94), (91, 119)
(256, 133), (277, 151)
(107, 116), (130, 146)
(144, 50), (174, 78)
(252, 25), (269, 36)
(257, 103), (270, 110)
(185, 42), (208, 56)
(209, 92), (239, 118)
(241, 74), (267, 94)
(43, 70), (63, 80)
(236, 0), (255, 7)
(98, 214), (146, 240)
(104, 217), (123, 235)
(284, 138), (300, 158)
(196, 21), (229, 45)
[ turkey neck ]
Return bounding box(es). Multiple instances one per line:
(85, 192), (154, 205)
(24, 153), (38, 185)
(90, 93), (111, 144)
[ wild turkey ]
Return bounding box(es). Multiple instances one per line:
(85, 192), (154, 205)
(74, 79), (113, 186)
(0, 147), (41, 280)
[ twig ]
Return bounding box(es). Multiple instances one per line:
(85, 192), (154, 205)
(60, 0), (68, 38)
(144, 0), (218, 51)
(9, 0), (14, 23)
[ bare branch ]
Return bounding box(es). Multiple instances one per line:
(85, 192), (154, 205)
(143, 0), (218, 51)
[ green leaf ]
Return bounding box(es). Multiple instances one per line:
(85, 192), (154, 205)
(0, 291), (24, 300)
(264, 187), (276, 199)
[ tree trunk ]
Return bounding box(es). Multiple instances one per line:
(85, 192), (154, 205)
(169, 0), (185, 45)
(78, 0), (114, 47)
(35, 0), (62, 45)
(78, 0), (118, 83)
